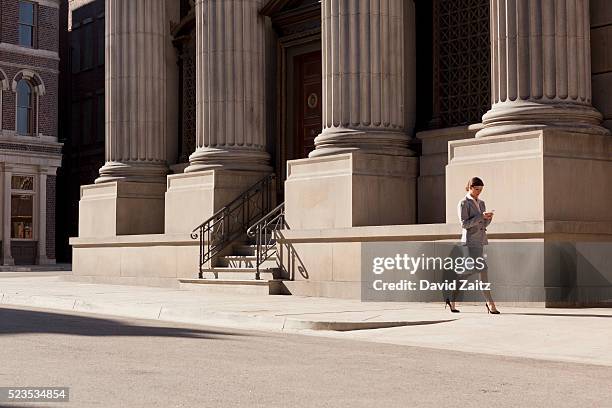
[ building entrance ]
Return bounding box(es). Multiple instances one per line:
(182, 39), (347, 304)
(293, 50), (322, 159)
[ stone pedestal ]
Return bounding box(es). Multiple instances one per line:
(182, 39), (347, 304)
(164, 170), (269, 234)
(79, 182), (166, 237)
(446, 129), (612, 224)
(285, 153), (418, 229)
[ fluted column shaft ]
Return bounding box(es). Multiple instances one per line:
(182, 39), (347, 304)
(311, 0), (413, 158)
(97, 0), (168, 183)
(186, 0), (270, 173)
(478, 0), (609, 137)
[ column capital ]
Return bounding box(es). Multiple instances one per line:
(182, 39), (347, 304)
(37, 166), (50, 174)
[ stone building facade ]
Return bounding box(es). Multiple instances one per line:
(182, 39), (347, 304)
(0, 0), (62, 265)
(71, 0), (612, 304)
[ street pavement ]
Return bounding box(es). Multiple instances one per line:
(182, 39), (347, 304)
(1, 273), (611, 368)
(1, 305), (611, 408)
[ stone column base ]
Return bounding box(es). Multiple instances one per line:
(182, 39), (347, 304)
(285, 152), (418, 229)
(78, 181), (166, 237)
(445, 129), (612, 223)
(164, 169), (270, 234)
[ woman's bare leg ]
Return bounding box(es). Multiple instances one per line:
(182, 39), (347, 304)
(480, 269), (498, 312)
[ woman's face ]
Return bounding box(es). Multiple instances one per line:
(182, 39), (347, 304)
(470, 185), (483, 198)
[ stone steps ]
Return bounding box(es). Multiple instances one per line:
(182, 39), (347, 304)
(179, 278), (288, 295)
(199, 267), (278, 281)
(216, 255), (278, 269)
(180, 240), (285, 295)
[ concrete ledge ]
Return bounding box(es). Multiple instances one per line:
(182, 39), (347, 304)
(70, 233), (196, 247)
(277, 220), (612, 243)
(70, 234), (200, 283)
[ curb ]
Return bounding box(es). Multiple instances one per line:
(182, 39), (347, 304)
(0, 292), (429, 332)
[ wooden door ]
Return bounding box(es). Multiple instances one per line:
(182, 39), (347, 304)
(294, 51), (322, 159)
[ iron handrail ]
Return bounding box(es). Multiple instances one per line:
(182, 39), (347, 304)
(190, 173), (276, 278)
(246, 202), (286, 279)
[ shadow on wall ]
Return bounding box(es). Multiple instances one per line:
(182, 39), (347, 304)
(0, 307), (243, 339)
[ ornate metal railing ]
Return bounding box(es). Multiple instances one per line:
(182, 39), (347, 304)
(191, 174), (275, 278)
(246, 202), (286, 280)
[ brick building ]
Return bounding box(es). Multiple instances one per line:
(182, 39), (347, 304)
(0, 0), (62, 265)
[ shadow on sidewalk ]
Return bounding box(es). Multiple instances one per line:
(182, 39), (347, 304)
(0, 307), (242, 339)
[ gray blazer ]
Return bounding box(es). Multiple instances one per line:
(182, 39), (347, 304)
(457, 194), (491, 246)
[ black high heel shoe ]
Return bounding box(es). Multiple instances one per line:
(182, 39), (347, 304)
(445, 299), (460, 313)
(485, 303), (501, 314)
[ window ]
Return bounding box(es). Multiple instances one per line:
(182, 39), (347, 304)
(96, 93), (105, 142)
(82, 97), (93, 143)
(71, 101), (80, 141)
(16, 80), (34, 136)
(97, 19), (105, 66)
(71, 31), (81, 73)
(18, 1), (37, 48)
(11, 176), (35, 240)
(82, 22), (94, 70)
(11, 176), (34, 190)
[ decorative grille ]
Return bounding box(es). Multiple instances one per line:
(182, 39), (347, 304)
(181, 45), (196, 162)
(434, 0), (491, 127)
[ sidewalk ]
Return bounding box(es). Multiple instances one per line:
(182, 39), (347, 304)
(1, 272), (611, 367)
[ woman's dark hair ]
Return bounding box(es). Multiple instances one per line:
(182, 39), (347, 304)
(465, 177), (484, 192)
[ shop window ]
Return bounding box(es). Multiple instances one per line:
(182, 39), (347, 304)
(11, 195), (34, 240)
(11, 176), (35, 240)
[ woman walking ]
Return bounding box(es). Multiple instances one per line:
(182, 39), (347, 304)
(446, 177), (500, 314)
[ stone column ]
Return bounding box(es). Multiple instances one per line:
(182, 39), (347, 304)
(477, 0), (609, 137)
(310, 0), (413, 158)
(97, 0), (169, 183)
(79, 0), (169, 237)
(284, 0), (418, 229)
(446, 0), (612, 227)
(2, 166), (14, 266)
(186, 0), (271, 173)
(37, 168), (49, 264)
(165, 0), (272, 233)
